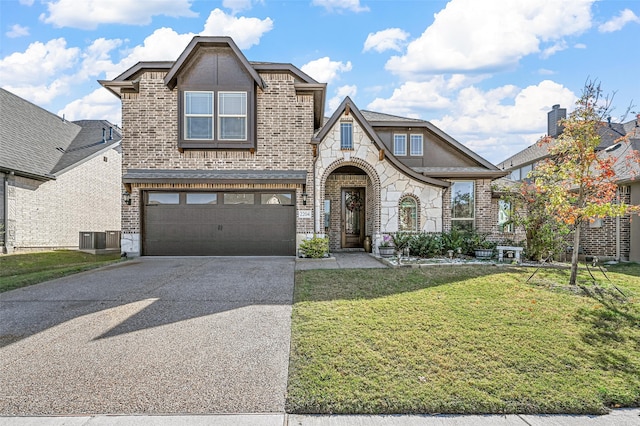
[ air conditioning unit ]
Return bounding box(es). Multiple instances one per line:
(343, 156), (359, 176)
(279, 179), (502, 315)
(79, 232), (106, 250)
(105, 230), (121, 249)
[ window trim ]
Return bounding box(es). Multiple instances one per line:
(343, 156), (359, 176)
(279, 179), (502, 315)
(184, 91), (214, 141)
(399, 195), (419, 232)
(340, 122), (353, 150)
(178, 88), (255, 150)
(218, 91), (248, 141)
(409, 134), (423, 156)
(393, 134), (407, 156)
(498, 199), (513, 233)
(451, 180), (475, 230)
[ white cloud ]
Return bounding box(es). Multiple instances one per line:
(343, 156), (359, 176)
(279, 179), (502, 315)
(4, 80), (71, 105)
(598, 9), (640, 33)
(301, 57), (352, 84)
(109, 27), (195, 78)
(537, 68), (556, 75)
(363, 28), (409, 53)
(201, 8), (273, 49)
(40, 0), (197, 30)
(58, 88), (122, 125)
(328, 85), (357, 112)
(386, 0), (594, 77)
(574, 43), (587, 49)
(540, 40), (567, 59)
(430, 80), (577, 162)
(223, 0), (258, 14)
(312, 0), (369, 13)
(367, 80), (453, 117)
(0, 38), (79, 85)
(6, 24), (29, 38)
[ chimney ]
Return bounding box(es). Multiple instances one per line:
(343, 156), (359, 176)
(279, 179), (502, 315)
(547, 104), (566, 137)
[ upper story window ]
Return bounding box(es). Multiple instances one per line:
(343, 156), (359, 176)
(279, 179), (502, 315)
(393, 134), (407, 156)
(185, 91), (214, 140)
(410, 134), (423, 156)
(341, 122), (353, 150)
(218, 92), (247, 140)
(179, 89), (253, 150)
(510, 163), (534, 181)
(451, 181), (475, 231)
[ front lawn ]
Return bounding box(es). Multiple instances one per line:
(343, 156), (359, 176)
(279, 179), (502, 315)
(0, 250), (122, 292)
(287, 264), (640, 414)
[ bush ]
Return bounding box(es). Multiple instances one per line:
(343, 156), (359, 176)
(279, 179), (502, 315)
(299, 236), (329, 258)
(408, 233), (443, 258)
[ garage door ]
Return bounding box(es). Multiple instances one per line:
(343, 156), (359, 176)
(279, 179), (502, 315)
(143, 191), (296, 256)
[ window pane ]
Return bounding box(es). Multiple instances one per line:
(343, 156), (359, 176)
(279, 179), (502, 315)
(451, 181), (474, 219)
(510, 168), (521, 181)
(186, 92), (212, 114)
(498, 200), (512, 232)
(261, 193), (293, 205)
(220, 117), (246, 140)
(187, 117), (213, 139)
(521, 164), (532, 180)
(341, 123), (353, 149)
(224, 193), (254, 204)
(186, 193), (217, 204)
(219, 92), (246, 115)
(394, 135), (407, 156)
(399, 198), (417, 231)
(148, 193), (179, 204)
(410, 135), (423, 156)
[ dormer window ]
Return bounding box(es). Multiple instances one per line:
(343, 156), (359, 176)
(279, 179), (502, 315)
(185, 91), (214, 140)
(219, 92), (247, 140)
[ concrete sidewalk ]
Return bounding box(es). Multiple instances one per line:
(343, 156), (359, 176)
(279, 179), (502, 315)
(1, 410), (639, 425)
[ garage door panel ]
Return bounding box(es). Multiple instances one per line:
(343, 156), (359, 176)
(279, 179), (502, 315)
(143, 192), (295, 256)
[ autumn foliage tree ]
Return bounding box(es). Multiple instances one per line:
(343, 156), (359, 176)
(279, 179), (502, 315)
(532, 81), (640, 285)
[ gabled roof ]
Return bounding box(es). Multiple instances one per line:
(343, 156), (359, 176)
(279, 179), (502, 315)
(361, 110), (501, 172)
(497, 119), (637, 171)
(164, 36), (265, 90)
(312, 97), (450, 188)
(0, 88), (121, 180)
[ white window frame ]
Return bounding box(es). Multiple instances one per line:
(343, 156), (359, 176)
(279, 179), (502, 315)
(340, 122), (353, 150)
(184, 91), (214, 140)
(218, 91), (247, 141)
(410, 134), (423, 156)
(451, 181), (475, 231)
(394, 134), (407, 156)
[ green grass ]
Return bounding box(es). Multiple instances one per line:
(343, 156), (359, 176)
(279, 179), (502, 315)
(0, 250), (123, 292)
(287, 264), (640, 415)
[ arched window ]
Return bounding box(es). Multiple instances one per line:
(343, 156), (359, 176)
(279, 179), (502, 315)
(399, 196), (418, 232)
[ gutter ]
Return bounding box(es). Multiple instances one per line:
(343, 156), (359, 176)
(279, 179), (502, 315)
(616, 188), (621, 261)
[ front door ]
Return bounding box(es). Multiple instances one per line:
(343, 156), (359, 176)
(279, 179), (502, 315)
(341, 188), (365, 248)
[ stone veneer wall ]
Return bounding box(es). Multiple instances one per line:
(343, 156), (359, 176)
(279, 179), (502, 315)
(3, 148), (121, 252)
(120, 71), (316, 254)
(315, 113), (442, 251)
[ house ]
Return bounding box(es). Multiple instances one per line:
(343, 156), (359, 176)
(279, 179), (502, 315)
(496, 105), (640, 262)
(99, 36), (506, 257)
(0, 88), (122, 253)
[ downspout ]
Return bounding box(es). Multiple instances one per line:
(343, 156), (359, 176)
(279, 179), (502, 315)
(3, 172), (9, 254)
(312, 144), (319, 234)
(616, 188), (621, 261)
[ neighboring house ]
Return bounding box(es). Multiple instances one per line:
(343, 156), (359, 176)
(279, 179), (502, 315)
(496, 105), (640, 262)
(0, 88), (122, 253)
(99, 36), (506, 257)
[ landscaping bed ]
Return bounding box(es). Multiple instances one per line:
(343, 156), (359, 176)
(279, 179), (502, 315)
(287, 264), (640, 414)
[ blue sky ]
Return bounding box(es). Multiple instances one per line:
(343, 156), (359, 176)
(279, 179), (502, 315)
(1, 0), (639, 164)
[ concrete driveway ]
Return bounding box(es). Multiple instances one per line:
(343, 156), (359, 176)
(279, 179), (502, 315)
(0, 257), (294, 416)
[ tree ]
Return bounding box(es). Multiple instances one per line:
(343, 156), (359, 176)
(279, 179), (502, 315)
(532, 81), (640, 285)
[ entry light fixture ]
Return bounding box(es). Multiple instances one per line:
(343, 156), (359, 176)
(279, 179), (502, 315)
(122, 191), (132, 205)
(302, 192), (308, 205)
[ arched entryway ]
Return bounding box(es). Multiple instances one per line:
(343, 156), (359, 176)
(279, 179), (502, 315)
(319, 160), (380, 251)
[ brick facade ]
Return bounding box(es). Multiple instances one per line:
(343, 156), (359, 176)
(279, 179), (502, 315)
(2, 148), (121, 251)
(120, 70), (315, 254)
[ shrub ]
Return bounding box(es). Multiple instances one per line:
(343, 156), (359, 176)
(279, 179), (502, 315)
(299, 236), (329, 258)
(408, 233), (443, 258)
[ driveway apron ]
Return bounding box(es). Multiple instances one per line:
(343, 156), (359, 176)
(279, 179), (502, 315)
(0, 257), (294, 415)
